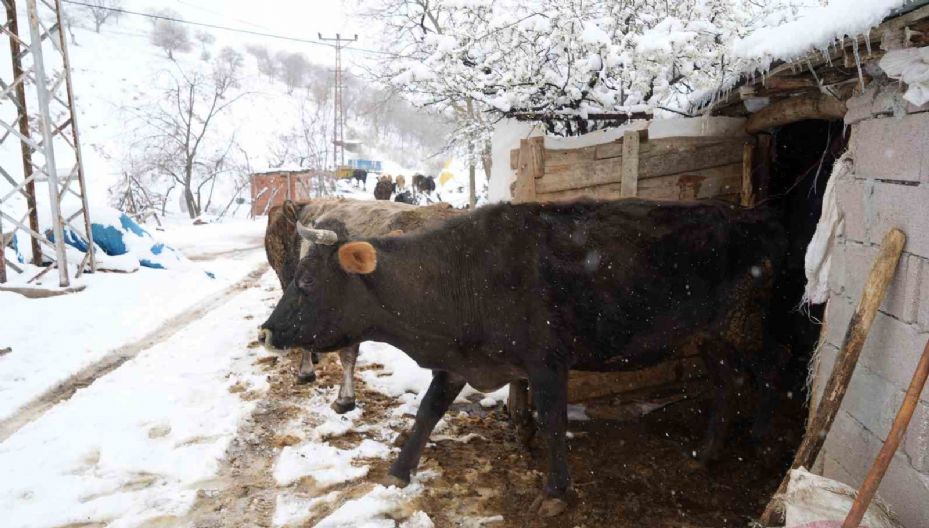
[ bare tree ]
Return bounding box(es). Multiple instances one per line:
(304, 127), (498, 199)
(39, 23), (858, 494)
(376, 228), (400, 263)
(126, 57), (247, 219)
(276, 51), (310, 93)
(246, 44), (277, 80)
(150, 8), (191, 60)
(62, 9), (80, 45)
(83, 0), (122, 33)
(195, 30), (215, 60)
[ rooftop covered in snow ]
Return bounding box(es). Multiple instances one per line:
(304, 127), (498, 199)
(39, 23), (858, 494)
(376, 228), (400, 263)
(695, 1), (929, 117)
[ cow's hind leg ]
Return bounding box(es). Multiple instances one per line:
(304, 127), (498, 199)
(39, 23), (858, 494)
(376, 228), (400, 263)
(388, 370), (465, 486)
(698, 342), (742, 464)
(527, 364), (571, 517)
(508, 380), (535, 448)
(296, 349), (316, 384)
(331, 344), (359, 414)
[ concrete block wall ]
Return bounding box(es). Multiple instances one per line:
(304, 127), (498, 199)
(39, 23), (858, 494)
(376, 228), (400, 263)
(814, 82), (929, 528)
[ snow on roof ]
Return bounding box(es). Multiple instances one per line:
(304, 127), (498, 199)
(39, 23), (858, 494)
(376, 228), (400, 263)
(252, 166), (315, 175)
(732, 0), (909, 64)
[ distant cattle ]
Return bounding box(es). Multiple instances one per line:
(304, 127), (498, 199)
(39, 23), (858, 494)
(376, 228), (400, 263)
(395, 174), (406, 190)
(260, 199), (787, 516)
(412, 174), (435, 194)
(394, 190), (417, 204)
(263, 198), (460, 412)
(374, 178), (395, 200)
(352, 169), (368, 188)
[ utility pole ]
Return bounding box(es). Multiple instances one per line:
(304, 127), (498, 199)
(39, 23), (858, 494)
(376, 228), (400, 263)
(318, 33), (357, 172)
(0, 0), (95, 287)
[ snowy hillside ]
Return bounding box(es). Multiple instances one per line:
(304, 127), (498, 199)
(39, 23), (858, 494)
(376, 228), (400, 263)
(0, 0), (458, 228)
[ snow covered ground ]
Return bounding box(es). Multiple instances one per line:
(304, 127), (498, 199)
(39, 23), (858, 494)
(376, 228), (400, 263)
(0, 214), (511, 527)
(0, 219), (265, 425)
(0, 271), (273, 528)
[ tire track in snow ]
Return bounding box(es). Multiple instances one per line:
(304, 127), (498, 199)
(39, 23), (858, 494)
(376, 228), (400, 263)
(0, 262), (270, 442)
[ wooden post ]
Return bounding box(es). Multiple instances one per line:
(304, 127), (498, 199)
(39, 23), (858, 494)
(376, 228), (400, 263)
(620, 130), (642, 197)
(513, 136), (543, 203)
(741, 142), (755, 206)
(755, 134), (773, 202)
(842, 337), (929, 528)
(759, 228), (907, 526)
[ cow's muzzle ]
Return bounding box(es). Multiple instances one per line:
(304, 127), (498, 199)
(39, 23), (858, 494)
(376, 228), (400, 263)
(257, 327), (282, 352)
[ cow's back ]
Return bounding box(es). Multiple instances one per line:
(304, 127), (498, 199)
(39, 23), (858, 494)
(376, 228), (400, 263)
(399, 199), (786, 371)
(266, 198), (461, 288)
(305, 200), (459, 239)
(530, 200), (786, 368)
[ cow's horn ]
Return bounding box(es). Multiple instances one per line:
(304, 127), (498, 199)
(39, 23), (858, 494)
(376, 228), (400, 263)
(296, 223), (338, 245)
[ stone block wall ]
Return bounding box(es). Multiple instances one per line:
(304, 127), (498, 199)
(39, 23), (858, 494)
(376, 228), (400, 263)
(813, 82), (929, 528)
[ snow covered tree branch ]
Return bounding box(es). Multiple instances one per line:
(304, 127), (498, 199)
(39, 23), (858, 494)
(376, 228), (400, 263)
(362, 0), (803, 137)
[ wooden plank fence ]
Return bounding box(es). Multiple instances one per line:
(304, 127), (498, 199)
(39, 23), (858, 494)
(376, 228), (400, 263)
(511, 131), (757, 206)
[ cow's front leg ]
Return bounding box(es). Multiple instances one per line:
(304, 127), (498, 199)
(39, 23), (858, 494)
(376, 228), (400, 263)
(331, 344), (359, 414)
(508, 380), (535, 448)
(296, 349), (316, 384)
(388, 370), (465, 485)
(528, 365), (571, 517)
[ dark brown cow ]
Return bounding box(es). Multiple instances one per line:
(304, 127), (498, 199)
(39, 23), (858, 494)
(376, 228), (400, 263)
(264, 198), (460, 412)
(260, 198), (787, 516)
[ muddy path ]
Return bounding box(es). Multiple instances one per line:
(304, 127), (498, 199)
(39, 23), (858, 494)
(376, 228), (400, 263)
(0, 263), (269, 442)
(191, 316), (804, 528)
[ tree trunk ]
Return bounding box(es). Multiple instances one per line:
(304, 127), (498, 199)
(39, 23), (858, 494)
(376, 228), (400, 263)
(481, 140), (492, 181)
(183, 187), (198, 219)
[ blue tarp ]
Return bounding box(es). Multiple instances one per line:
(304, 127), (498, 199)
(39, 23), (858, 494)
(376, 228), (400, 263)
(35, 210), (213, 277)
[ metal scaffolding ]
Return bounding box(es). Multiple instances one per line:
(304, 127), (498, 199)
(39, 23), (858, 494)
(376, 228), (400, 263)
(0, 0), (94, 287)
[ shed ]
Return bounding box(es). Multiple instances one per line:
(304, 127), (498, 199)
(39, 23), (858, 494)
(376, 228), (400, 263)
(249, 169), (319, 217)
(703, 4), (929, 527)
(495, 3), (929, 526)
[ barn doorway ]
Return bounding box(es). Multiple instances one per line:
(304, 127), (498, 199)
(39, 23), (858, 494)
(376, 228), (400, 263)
(504, 119), (848, 526)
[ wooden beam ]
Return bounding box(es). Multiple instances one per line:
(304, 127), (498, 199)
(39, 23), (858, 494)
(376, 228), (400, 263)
(741, 142), (755, 207)
(536, 158), (621, 194)
(620, 130), (642, 197)
(746, 94), (846, 134)
(512, 136), (544, 203)
(0, 283), (87, 298)
(754, 134), (773, 202)
(759, 228), (907, 526)
(510, 111), (652, 123)
(638, 137), (747, 180)
(843, 336), (929, 528)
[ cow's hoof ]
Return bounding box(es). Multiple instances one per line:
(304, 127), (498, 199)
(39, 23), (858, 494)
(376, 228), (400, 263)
(331, 399), (355, 414)
(296, 372), (316, 384)
(381, 472), (410, 488)
(515, 424), (536, 450)
(529, 494), (567, 517)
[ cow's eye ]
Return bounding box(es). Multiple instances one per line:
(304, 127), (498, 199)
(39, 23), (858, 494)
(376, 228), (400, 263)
(297, 274), (314, 291)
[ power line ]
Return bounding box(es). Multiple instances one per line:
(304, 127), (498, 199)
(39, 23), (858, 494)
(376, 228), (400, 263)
(59, 0), (397, 56)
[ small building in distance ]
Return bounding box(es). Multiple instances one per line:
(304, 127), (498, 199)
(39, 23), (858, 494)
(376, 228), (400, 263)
(249, 169), (318, 217)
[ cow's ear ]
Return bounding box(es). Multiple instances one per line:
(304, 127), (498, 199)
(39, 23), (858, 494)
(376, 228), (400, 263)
(338, 242), (377, 274)
(282, 200), (299, 223)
